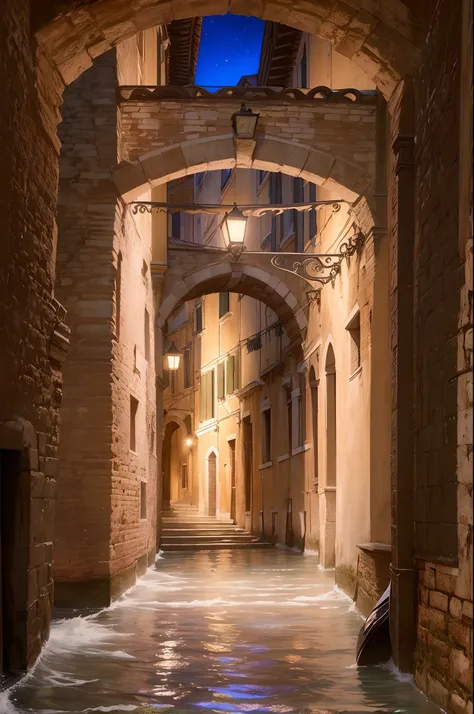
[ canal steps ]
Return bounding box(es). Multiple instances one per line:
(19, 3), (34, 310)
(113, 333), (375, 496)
(160, 503), (273, 551)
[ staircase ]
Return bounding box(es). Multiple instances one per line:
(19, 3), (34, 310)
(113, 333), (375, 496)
(160, 503), (273, 552)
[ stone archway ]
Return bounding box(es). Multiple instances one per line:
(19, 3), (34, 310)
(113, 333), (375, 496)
(158, 251), (309, 349)
(34, 1), (421, 98)
(162, 415), (191, 509)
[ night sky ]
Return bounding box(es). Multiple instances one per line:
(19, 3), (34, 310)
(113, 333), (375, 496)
(195, 14), (264, 87)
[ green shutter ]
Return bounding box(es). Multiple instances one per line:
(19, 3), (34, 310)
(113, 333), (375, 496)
(200, 372), (207, 422)
(226, 355), (234, 395)
(234, 351), (240, 390)
(217, 362), (225, 399)
(208, 369), (215, 420)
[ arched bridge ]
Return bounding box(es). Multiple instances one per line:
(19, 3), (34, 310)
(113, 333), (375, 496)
(114, 86), (379, 202)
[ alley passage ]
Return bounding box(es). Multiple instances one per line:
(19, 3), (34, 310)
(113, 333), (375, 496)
(5, 550), (441, 714)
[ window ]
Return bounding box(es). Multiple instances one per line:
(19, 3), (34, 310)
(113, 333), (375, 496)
(137, 31), (145, 82)
(284, 388), (292, 453)
(219, 292), (230, 318)
(309, 183), (317, 241)
(171, 212), (181, 239)
(140, 481), (147, 519)
(292, 374), (306, 451)
(200, 370), (215, 422)
(170, 369), (178, 395)
(293, 178), (304, 251)
(347, 311), (361, 374)
(130, 396), (139, 452)
(194, 214), (202, 243)
(299, 43), (308, 89)
(184, 349), (191, 389)
(221, 168), (231, 190)
(195, 303), (203, 333)
(217, 353), (240, 400)
(144, 308), (150, 362)
(257, 170), (267, 187)
(262, 407), (271, 463)
(195, 172), (206, 191)
(181, 464), (188, 490)
(115, 253), (122, 339)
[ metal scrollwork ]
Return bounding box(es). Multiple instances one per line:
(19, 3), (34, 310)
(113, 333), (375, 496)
(270, 230), (365, 286)
(129, 200), (347, 217)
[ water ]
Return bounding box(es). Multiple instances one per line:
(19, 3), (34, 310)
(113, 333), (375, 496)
(5, 549), (441, 714)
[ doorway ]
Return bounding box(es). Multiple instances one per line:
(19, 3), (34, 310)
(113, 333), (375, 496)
(242, 417), (253, 514)
(0, 449), (24, 678)
(208, 452), (217, 517)
(229, 439), (236, 523)
(323, 344), (337, 567)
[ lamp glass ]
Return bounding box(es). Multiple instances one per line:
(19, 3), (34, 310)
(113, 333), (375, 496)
(234, 113), (259, 139)
(167, 354), (181, 370)
(223, 205), (247, 245)
(185, 437), (193, 447)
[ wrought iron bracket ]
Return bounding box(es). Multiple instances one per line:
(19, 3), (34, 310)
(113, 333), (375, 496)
(268, 230), (365, 286)
(130, 200), (346, 217)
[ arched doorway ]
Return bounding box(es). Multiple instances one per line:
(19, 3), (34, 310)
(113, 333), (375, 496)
(162, 416), (192, 511)
(325, 345), (337, 490)
(319, 343), (337, 568)
(207, 450), (217, 517)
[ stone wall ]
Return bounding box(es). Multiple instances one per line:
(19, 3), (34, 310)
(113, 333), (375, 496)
(54, 45), (157, 606)
(54, 51), (118, 605)
(0, 0), (66, 672)
(412, 0), (473, 710)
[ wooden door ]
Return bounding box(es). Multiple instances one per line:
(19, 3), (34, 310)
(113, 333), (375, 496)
(229, 440), (236, 522)
(208, 452), (217, 517)
(243, 418), (253, 513)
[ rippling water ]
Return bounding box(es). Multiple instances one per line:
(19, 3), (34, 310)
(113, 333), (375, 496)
(4, 549), (441, 714)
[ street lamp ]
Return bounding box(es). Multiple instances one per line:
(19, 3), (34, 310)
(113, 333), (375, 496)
(231, 103), (260, 139)
(185, 437), (193, 447)
(164, 341), (182, 370)
(221, 203), (248, 259)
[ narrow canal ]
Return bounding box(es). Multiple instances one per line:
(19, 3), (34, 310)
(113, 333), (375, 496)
(4, 549), (441, 714)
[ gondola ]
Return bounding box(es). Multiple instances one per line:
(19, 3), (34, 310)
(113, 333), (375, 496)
(356, 584), (391, 666)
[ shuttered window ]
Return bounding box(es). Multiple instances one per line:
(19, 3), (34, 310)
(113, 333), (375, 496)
(217, 362), (225, 399)
(200, 370), (215, 422)
(226, 355), (235, 394)
(219, 292), (230, 318)
(184, 349), (191, 389)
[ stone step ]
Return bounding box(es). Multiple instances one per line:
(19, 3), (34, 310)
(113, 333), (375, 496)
(161, 526), (245, 535)
(162, 535), (258, 544)
(160, 541), (275, 551)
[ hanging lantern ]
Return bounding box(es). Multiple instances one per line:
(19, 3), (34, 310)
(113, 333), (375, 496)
(164, 341), (182, 370)
(231, 103), (260, 139)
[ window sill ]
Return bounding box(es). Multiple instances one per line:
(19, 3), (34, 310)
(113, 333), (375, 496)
(218, 311), (232, 325)
(291, 443), (311, 457)
(280, 230), (296, 251)
(349, 366), (362, 382)
(193, 328), (206, 337)
(258, 461), (273, 471)
(277, 453), (289, 463)
(129, 449), (138, 456)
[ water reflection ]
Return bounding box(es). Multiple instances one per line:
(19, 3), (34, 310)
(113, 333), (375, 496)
(4, 550), (441, 714)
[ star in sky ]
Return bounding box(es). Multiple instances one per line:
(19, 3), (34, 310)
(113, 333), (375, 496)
(195, 14), (264, 87)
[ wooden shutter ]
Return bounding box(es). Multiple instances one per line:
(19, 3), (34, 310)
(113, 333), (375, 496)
(208, 369), (215, 420)
(217, 362), (225, 399)
(200, 372), (207, 422)
(226, 355), (235, 395)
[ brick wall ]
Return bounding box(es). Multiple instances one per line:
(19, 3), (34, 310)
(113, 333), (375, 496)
(0, 0), (65, 671)
(54, 51), (118, 603)
(413, 0), (462, 566)
(413, 0), (473, 710)
(54, 46), (157, 606)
